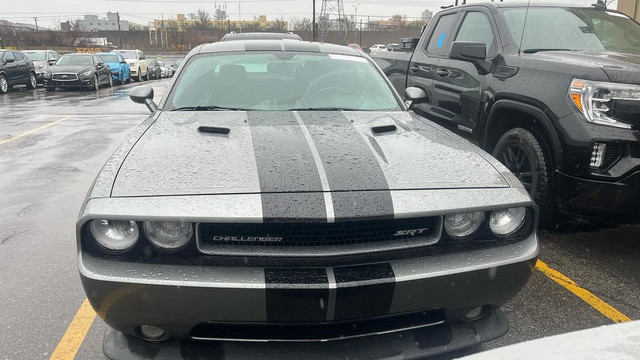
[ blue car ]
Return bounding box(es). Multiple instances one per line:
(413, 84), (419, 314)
(96, 52), (131, 84)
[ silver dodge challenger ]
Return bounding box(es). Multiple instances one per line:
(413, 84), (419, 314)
(78, 40), (539, 359)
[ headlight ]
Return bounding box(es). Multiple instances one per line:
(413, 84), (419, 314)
(79, 71), (93, 78)
(444, 212), (485, 239)
(112, 70), (119, 75)
(569, 79), (634, 129)
(43, 72), (51, 78)
(89, 220), (139, 252)
(144, 221), (193, 251)
(489, 207), (527, 237)
(37, 64), (44, 69)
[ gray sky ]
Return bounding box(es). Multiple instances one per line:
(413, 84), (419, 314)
(2, 0), (618, 30)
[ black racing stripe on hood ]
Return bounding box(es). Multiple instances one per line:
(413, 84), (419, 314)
(246, 112), (327, 222)
(297, 111), (394, 220)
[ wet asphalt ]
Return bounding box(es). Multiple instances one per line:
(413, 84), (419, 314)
(0, 79), (639, 360)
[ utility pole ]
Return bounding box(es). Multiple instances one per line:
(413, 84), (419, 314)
(117, 12), (123, 49)
(312, 0), (316, 42)
(34, 17), (39, 31)
(353, 3), (359, 44)
(359, 19), (362, 45)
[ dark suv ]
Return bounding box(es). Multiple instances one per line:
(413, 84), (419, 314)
(0, 50), (37, 94)
(374, 3), (640, 226)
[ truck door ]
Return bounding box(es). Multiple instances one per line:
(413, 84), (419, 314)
(407, 12), (460, 120)
(431, 8), (499, 138)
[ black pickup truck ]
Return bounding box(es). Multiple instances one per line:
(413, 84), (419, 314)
(373, 2), (640, 227)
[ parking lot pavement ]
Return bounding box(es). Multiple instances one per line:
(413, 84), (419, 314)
(0, 81), (638, 360)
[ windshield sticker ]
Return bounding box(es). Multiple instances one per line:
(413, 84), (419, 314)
(436, 33), (446, 48)
(328, 54), (368, 63)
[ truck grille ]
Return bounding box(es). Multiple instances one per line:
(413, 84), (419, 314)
(52, 73), (78, 81)
(198, 217), (441, 257)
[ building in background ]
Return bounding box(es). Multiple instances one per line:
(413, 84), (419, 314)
(0, 20), (38, 32)
(422, 10), (433, 23)
(76, 12), (129, 31)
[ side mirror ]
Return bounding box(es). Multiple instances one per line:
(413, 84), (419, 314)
(449, 41), (491, 75)
(129, 86), (157, 113)
(97, 62), (105, 67)
(48, 59), (57, 66)
(405, 87), (428, 102)
(5, 58), (15, 63)
(120, 60), (127, 64)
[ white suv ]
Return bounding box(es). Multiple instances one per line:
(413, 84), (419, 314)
(112, 49), (148, 82)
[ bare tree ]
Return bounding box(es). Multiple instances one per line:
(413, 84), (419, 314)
(214, 8), (228, 21)
(291, 17), (313, 31)
(390, 14), (408, 30)
(189, 9), (211, 28)
(344, 15), (357, 32)
(272, 18), (288, 31)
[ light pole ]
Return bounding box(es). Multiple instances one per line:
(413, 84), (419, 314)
(353, 3), (360, 44)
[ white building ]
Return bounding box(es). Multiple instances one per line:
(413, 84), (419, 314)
(76, 13), (129, 31)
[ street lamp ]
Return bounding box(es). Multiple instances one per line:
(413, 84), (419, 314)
(353, 3), (360, 44)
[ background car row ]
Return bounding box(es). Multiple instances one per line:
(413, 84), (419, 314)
(0, 48), (178, 94)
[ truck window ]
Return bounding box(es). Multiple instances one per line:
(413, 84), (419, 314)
(455, 12), (496, 57)
(426, 13), (458, 56)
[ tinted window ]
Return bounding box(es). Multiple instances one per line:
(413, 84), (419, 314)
(455, 12), (496, 56)
(426, 13), (458, 56)
(168, 52), (401, 112)
(13, 52), (24, 61)
(2, 52), (13, 61)
(50, 52), (60, 60)
(98, 54), (119, 63)
(56, 55), (94, 66)
(25, 52), (47, 61)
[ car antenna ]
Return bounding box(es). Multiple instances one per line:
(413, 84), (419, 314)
(518, 0), (532, 56)
(592, 0), (607, 10)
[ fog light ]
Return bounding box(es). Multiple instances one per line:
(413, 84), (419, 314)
(140, 325), (165, 340)
(590, 142), (607, 168)
(465, 306), (484, 320)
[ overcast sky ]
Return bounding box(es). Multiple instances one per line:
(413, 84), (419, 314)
(1, 0), (618, 30)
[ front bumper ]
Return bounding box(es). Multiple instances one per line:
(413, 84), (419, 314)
(43, 78), (92, 88)
(80, 233), (537, 344)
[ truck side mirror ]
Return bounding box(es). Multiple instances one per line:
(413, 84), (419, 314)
(449, 41), (491, 75)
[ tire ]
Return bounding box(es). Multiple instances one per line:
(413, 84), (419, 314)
(108, 74), (113, 87)
(492, 127), (556, 228)
(0, 75), (8, 94)
(136, 68), (142, 82)
(27, 73), (37, 90)
(144, 70), (150, 81)
(93, 75), (99, 91)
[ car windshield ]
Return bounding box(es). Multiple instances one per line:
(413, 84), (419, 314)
(167, 52), (401, 111)
(503, 7), (640, 53)
(116, 51), (137, 59)
(25, 52), (47, 61)
(148, 60), (157, 66)
(98, 54), (119, 63)
(55, 55), (94, 66)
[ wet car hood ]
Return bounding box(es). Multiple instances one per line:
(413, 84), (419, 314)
(111, 111), (509, 197)
(530, 50), (640, 84)
(48, 65), (93, 74)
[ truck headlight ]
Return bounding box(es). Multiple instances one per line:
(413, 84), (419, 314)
(489, 208), (526, 237)
(569, 79), (634, 129)
(144, 221), (193, 251)
(444, 212), (485, 239)
(89, 220), (139, 252)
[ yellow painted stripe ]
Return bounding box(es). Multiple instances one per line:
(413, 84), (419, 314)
(50, 298), (96, 360)
(0, 116), (71, 146)
(536, 259), (631, 323)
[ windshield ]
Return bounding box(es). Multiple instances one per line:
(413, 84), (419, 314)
(98, 54), (119, 63)
(148, 60), (157, 66)
(25, 52), (46, 61)
(503, 8), (640, 53)
(115, 51), (137, 59)
(55, 55), (94, 66)
(167, 52), (401, 111)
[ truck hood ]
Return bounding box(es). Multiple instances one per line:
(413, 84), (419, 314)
(530, 50), (640, 84)
(111, 111), (509, 197)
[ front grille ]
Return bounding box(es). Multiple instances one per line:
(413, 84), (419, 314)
(611, 99), (640, 129)
(198, 217), (441, 257)
(190, 309), (446, 342)
(52, 73), (78, 81)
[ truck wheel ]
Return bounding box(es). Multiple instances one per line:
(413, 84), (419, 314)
(492, 128), (556, 228)
(136, 68), (142, 82)
(0, 75), (8, 94)
(27, 73), (37, 90)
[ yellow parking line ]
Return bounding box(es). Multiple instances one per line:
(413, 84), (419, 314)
(0, 116), (71, 146)
(536, 259), (631, 323)
(50, 298), (96, 360)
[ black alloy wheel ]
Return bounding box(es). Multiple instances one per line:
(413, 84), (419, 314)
(108, 74), (113, 87)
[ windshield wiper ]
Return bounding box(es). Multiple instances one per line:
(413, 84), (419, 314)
(287, 107), (363, 111)
(171, 105), (250, 111)
(522, 48), (574, 54)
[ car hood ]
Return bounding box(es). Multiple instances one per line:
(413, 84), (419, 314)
(111, 111), (509, 197)
(529, 50), (640, 84)
(49, 65), (93, 74)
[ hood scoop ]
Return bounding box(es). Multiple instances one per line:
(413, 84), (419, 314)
(371, 124), (397, 134)
(198, 126), (231, 135)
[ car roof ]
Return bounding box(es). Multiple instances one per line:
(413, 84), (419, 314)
(198, 39), (364, 57)
(457, 1), (607, 9)
(221, 32), (303, 41)
(63, 53), (93, 56)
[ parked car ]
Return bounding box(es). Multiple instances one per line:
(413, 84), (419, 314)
(170, 59), (182, 72)
(112, 49), (148, 82)
(221, 31), (302, 41)
(369, 44), (388, 53)
(79, 40), (538, 360)
(146, 59), (162, 80)
(43, 53), (112, 91)
(347, 43), (364, 52)
(386, 43), (401, 52)
(0, 50), (37, 94)
(96, 52), (131, 84)
(23, 50), (60, 84)
(373, 2), (640, 227)
(157, 60), (172, 78)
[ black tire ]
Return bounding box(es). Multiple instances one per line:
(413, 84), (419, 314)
(93, 75), (99, 91)
(136, 68), (142, 82)
(0, 75), (8, 94)
(108, 74), (113, 87)
(144, 70), (150, 81)
(492, 128), (556, 228)
(27, 73), (37, 90)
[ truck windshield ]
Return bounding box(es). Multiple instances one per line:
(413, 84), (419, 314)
(167, 52), (401, 111)
(502, 7), (640, 53)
